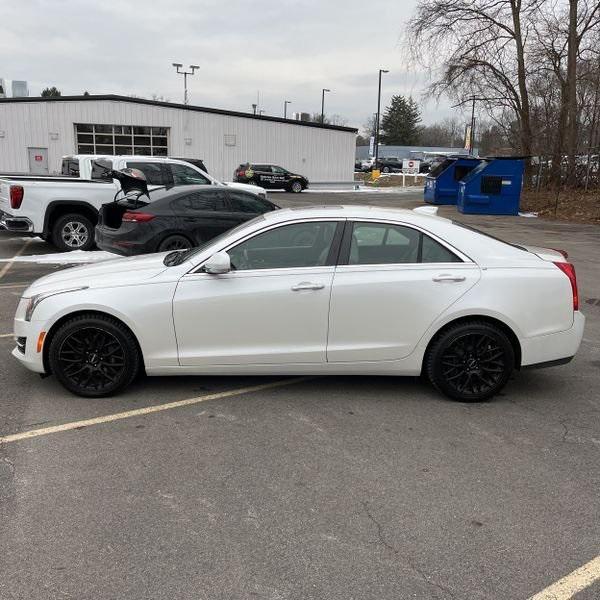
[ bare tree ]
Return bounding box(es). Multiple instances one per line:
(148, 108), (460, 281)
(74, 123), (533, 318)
(407, 0), (541, 156)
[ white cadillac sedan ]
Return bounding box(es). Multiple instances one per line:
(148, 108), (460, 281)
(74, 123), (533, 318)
(13, 205), (584, 401)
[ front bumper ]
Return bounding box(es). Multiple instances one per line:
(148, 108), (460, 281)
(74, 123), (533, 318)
(12, 310), (47, 374)
(0, 210), (34, 233)
(520, 311), (585, 367)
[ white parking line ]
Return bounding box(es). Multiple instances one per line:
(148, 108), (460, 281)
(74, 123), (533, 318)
(0, 377), (308, 445)
(528, 555), (600, 599)
(0, 283), (29, 290)
(0, 239), (34, 281)
(0, 333), (14, 338)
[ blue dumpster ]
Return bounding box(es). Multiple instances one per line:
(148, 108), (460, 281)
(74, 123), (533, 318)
(424, 156), (482, 205)
(457, 157), (525, 215)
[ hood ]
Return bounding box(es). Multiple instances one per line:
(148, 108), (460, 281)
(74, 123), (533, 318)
(23, 252), (171, 297)
(224, 181), (267, 195)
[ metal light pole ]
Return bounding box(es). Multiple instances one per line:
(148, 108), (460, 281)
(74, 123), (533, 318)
(284, 100), (291, 119)
(252, 103), (257, 115)
(321, 88), (330, 123)
(469, 95), (476, 154)
(374, 69), (389, 170)
(172, 63), (199, 105)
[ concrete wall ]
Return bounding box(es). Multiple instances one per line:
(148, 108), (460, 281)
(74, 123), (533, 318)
(0, 98), (356, 182)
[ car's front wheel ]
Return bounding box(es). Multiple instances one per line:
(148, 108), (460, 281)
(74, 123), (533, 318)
(48, 313), (141, 397)
(426, 321), (514, 402)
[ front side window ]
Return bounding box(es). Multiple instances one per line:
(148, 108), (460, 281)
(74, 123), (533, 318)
(272, 166), (286, 174)
(170, 164), (210, 185)
(228, 221), (338, 271)
(348, 222), (461, 265)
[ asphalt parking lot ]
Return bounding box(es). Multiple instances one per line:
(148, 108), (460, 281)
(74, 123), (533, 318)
(1, 189), (599, 600)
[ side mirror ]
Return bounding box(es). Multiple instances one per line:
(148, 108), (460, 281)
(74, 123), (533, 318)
(204, 251), (231, 274)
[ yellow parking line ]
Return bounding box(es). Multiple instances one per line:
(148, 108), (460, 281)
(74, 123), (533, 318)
(528, 555), (600, 599)
(0, 377), (307, 445)
(0, 238), (33, 281)
(0, 283), (29, 290)
(0, 333), (14, 338)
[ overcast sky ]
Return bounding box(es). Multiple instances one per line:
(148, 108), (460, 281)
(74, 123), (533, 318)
(1, 0), (458, 130)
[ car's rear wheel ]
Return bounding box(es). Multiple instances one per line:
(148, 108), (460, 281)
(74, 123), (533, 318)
(382, 166), (391, 173)
(289, 180), (303, 193)
(52, 213), (95, 251)
(426, 321), (514, 402)
(157, 234), (193, 252)
(49, 314), (141, 397)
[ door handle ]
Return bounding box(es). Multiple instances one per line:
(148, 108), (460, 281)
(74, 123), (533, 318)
(432, 274), (466, 283)
(291, 282), (325, 291)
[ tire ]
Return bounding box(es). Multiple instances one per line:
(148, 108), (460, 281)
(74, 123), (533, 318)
(425, 321), (514, 402)
(51, 213), (95, 251)
(157, 234), (193, 252)
(48, 313), (141, 397)
(382, 166), (391, 173)
(289, 180), (303, 193)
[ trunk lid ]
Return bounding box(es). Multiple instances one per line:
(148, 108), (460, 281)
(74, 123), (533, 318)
(520, 244), (568, 263)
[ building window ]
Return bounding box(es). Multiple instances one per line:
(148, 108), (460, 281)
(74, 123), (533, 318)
(74, 124), (169, 156)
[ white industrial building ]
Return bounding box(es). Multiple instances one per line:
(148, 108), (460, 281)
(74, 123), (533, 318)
(0, 95), (357, 182)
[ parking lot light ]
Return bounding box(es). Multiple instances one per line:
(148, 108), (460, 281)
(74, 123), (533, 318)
(284, 100), (291, 119)
(321, 89), (330, 124)
(375, 69), (389, 171)
(172, 63), (200, 105)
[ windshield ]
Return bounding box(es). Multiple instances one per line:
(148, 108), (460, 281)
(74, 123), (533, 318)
(163, 214), (267, 266)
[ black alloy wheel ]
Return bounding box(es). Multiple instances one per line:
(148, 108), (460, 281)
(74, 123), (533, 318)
(290, 180), (303, 193)
(49, 314), (140, 397)
(426, 321), (514, 402)
(157, 234), (193, 252)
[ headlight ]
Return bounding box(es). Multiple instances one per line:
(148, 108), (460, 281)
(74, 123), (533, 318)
(24, 286), (88, 321)
(259, 192), (267, 199)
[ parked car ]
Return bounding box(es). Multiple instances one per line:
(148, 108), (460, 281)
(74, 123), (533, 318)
(234, 164), (308, 192)
(0, 155), (267, 252)
(14, 205), (583, 401)
(376, 157), (403, 173)
(96, 185), (279, 256)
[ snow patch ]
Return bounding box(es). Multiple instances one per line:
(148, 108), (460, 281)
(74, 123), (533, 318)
(518, 211), (538, 218)
(0, 250), (122, 265)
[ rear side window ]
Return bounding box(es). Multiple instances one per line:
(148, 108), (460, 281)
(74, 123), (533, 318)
(228, 191), (273, 213)
(253, 165), (272, 172)
(348, 222), (461, 265)
(127, 161), (165, 185)
(61, 159), (80, 177)
(170, 164), (210, 185)
(481, 175), (503, 195)
(172, 192), (225, 212)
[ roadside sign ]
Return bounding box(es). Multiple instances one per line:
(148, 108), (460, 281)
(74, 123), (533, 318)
(369, 136), (375, 157)
(402, 159), (420, 174)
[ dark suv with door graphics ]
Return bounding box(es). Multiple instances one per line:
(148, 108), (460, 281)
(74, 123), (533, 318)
(234, 164), (308, 193)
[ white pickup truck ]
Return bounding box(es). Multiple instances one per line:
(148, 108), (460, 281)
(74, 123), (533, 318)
(0, 155), (267, 251)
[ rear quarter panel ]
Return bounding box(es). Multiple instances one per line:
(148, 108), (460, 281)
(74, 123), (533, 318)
(435, 266), (574, 339)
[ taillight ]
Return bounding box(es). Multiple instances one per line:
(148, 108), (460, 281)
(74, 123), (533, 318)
(10, 185), (24, 209)
(554, 262), (579, 311)
(122, 211), (155, 223)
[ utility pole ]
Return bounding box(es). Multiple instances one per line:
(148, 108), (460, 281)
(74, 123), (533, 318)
(470, 95), (476, 154)
(284, 100), (291, 119)
(374, 69), (389, 170)
(172, 63), (199, 105)
(321, 88), (330, 123)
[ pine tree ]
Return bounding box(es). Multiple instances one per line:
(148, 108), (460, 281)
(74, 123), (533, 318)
(380, 95), (422, 145)
(41, 86), (62, 97)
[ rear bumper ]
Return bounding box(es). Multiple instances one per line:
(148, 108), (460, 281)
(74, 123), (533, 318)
(95, 225), (153, 257)
(520, 311), (585, 367)
(0, 210), (34, 233)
